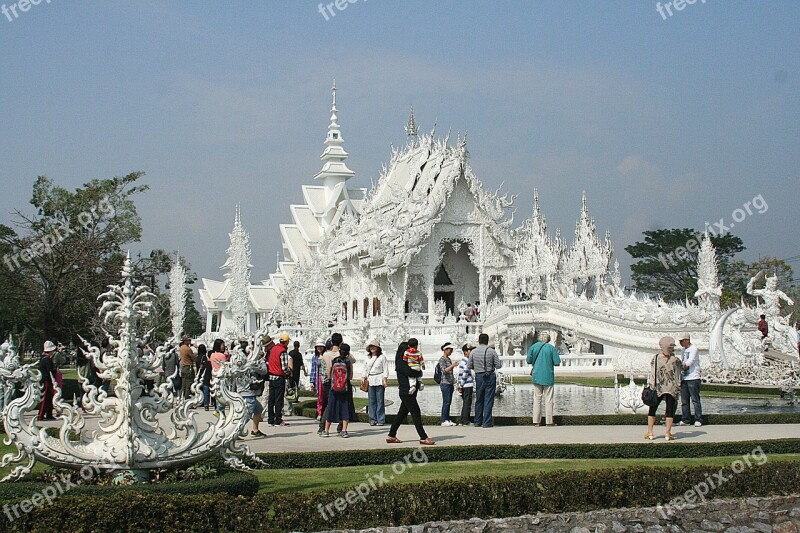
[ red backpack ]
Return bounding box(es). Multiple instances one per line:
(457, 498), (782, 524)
(331, 358), (349, 392)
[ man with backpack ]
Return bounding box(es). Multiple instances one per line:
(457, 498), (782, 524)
(322, 343), (355, 438)
(267, 332), (292, 427)
(436, 343), (459, 426)
(527, 331), (561, 426)
(468, 333), (503, 428)
(318, 333), (355, 434)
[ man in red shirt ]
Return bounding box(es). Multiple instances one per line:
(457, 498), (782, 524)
(758, 314), (769, 339)
(267, 332), (292, 426)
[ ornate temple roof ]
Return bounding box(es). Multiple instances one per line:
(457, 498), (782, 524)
(321, 125), (516, 275)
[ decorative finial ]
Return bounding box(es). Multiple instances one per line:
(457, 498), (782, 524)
(332, 79), (337, 108)
(405, 106), (418, 141)
(533, 188), (540, 217)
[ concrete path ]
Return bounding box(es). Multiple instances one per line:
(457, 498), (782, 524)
(30, 411), (800, 454)
(220, 414), (800, 453)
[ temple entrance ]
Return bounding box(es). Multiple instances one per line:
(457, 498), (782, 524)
(433, 291), (455, 315)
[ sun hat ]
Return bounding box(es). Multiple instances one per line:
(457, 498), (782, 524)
(678, 332), (691, 341)
(43, 340), (57, 352)
(366, 339), (381, 349)
(441, 343), (457, 352)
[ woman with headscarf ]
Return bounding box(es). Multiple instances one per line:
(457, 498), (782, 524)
(386, 341), (435, 445)
(645, 336), (683, 441)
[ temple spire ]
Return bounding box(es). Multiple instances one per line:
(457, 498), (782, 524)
(533, 188), (541, 219)
(314, 80), (355, 189)
(405, 106), (418, 145)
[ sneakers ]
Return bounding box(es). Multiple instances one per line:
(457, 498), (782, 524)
(341, 431), (349, 438)
(441, 420), (456, 427)
(677, 420), (690, 426)
(320, 431), (330, 437)
(408, 387), (417, 395)
(694, 421), (703, 427)
(249, 430), (267, 438)
(273, 421), (290, 427)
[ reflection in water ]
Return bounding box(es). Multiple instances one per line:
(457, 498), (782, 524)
(355, 384), (800, 417)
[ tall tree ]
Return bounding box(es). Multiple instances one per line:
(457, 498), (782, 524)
(625, 228), (745, 304)
(0, 172), (148, 346)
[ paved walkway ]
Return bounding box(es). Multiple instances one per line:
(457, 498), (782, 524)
(31, 411), (800, 454)
(223, 414), (800, 453)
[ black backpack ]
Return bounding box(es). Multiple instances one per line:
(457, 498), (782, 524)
(433, 363), (443, 384)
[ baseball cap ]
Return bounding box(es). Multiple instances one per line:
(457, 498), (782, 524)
(279, 332), (290, 342)
(678, 333), (691, 341)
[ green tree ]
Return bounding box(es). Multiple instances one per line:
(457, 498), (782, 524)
(625, 228), (745, 305)
(0, 172), (148, 346)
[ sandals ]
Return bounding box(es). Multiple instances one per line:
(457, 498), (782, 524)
(419, 438), (436, 446)
(665, 433), (675, 441)
(385, 436), (402, 444)
(644, 433), (655, 440)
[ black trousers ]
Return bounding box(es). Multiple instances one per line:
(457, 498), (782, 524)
(318, 381), (331, 431)
(388, 393), (428, 440)
(648, 393), (677, 418)
(460, 386), (473, 424)
(267, 376), (286, 424)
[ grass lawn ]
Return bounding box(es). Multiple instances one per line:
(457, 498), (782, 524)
(253, 454), (800, 495)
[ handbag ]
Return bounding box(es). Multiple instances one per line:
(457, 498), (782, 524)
(360, 356), (377, 392)
(641, 354), (660, 407)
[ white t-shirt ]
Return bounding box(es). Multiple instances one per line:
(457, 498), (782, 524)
(680, 345), (701, 381)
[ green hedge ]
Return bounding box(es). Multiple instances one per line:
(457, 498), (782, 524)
(293, 400), (800, 426)
(0, 470), (258, 502)
(4, 462), (799, 532)
(256, 438), (800, 469)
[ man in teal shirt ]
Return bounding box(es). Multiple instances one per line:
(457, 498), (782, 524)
(527, 331), (561, 426)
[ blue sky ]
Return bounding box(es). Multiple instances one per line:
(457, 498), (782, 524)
(0, 0), (797, 291)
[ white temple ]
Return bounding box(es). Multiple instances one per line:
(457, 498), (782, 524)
(199, 84), (798, 390)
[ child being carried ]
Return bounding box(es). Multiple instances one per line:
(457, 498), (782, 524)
(404, 338), (425, 394)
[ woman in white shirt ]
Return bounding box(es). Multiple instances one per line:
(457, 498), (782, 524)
(364, 339), (389, 426)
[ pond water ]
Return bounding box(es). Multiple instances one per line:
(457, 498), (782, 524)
(354, 384), (800, 417)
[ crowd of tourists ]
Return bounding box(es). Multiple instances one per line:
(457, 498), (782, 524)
(29, 327), (706, 444)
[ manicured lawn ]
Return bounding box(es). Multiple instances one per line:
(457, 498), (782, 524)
(252, 454), (800, 495)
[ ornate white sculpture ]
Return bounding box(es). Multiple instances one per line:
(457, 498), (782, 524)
(0, 254), (260, 482)
(273, 257), (340, 342)
(694, 232), (722, 314)
(169, 253), (186, 340)
(513, 189), (563, 299)
(0, 337), (21, 413)
(223, 205), (253, 335)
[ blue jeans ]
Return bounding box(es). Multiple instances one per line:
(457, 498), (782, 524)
(440, 383), (454, 423)
(368, 385), (385, 424)
(473, 372), (497, 427)
(680, 379), (702, 423)
(201, 384), (211, 408)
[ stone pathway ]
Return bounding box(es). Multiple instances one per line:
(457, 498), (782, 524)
(32, 410), (800, 453)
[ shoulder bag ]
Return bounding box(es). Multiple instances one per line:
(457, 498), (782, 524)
(641, 354), (659, 407)
(360, 356), (377, 392)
